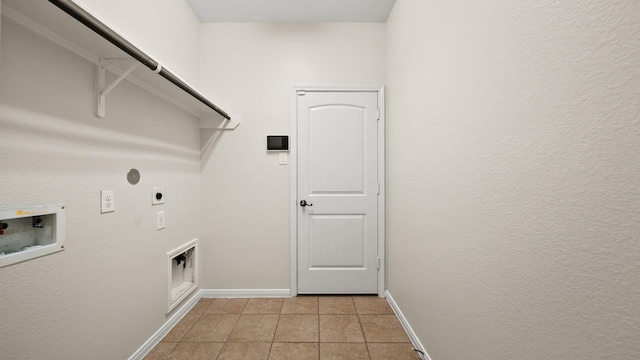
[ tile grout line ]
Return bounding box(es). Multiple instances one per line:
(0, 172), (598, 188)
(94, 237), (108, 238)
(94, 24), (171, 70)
(317, 297), (321, 347)
(269, 300), (283, 360)
(317, 296), (321, 358)
(354, 297), (374, 360)
(221, 299), (245, 359)
(174, 302), (205, 344)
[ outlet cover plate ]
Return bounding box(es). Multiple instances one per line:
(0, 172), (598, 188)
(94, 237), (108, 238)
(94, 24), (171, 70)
(152, 187), (164, 205)
(101, 190), (115, 213)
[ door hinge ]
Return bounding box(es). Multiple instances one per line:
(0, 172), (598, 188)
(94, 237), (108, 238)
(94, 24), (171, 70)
(377, 108), (380, 120)
(377, 183), (380, 195)
(377, 257), (381, 270)
(297, 90), (306, 96)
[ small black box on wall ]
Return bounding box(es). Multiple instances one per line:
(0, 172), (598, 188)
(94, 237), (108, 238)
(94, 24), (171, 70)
(267, 135), (289, 151)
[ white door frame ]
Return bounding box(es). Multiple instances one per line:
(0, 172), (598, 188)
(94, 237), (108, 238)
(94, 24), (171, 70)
(290, 85), (386, 297)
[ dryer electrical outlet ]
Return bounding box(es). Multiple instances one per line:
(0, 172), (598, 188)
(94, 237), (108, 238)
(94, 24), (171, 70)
(152, 187), (164, 205)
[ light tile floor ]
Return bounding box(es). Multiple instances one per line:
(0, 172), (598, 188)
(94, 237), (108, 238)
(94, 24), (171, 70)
(144, 296), (420, 360)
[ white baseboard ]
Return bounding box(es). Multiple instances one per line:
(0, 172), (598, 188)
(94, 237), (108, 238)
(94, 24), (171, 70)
(384, 290), (432, 360)
(127, 290), (202, 360)
(200, 289), (292, 298)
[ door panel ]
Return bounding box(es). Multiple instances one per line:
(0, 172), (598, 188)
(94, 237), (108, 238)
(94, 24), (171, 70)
(309, 105), (365, 194)
(297, 90), (379, 294)
(309, 214), (365, 268)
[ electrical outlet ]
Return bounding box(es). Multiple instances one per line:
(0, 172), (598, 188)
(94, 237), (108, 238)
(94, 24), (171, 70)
(152, 187), (164, 205)
(156, 211), (165, 230)
(101, 190), (115, 213)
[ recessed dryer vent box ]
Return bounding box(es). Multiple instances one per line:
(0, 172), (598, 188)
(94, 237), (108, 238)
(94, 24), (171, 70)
(166, 239), (198, 313)
(0, 204), (65, 268)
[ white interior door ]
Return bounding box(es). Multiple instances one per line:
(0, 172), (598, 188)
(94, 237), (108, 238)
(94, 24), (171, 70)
(297, 90), (380, 294)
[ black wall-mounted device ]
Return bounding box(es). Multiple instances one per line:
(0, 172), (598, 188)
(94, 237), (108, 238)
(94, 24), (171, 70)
(267, 135), (289, 151)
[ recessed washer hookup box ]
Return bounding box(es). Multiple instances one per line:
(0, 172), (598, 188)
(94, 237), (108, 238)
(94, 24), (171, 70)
(0, 204), (66, 268)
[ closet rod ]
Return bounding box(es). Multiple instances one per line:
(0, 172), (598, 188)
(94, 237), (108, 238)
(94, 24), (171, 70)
(48, 0), (231, 120)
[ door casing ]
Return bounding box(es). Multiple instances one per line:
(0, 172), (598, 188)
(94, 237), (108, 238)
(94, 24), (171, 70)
(290, 85), (385, 296)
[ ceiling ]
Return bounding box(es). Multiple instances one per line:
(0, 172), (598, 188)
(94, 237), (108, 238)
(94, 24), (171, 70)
(185, 0), (397, 23)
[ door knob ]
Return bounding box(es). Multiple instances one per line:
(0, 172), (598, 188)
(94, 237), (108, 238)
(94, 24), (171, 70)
(300, 200), (313, 207)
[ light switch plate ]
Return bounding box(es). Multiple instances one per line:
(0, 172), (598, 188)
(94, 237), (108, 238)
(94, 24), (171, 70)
(279, 152), (288, 165)
(156, 211), (165, 230)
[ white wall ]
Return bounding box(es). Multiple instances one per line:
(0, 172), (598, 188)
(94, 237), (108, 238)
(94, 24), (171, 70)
(386, 0), (640, 359)
(0, 16), (201, 360)
(198, 23), (386, 289)
(76, 0), (201, 86)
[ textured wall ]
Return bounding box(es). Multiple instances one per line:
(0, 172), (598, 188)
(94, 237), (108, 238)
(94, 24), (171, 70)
(0, 17), (201, 360)
(198, 23), (386, 290)
(386, 0), (640, 359)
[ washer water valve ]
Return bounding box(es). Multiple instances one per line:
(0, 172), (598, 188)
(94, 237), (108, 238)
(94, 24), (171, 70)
(32, 216), (44, 228)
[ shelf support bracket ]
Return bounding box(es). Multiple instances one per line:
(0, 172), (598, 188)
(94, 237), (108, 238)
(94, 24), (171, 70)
(96, 58), (140, 118)
(199, 114), (241, 130)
